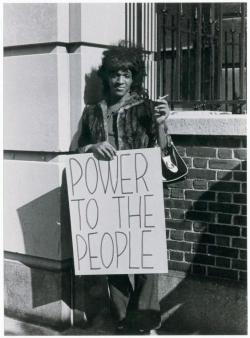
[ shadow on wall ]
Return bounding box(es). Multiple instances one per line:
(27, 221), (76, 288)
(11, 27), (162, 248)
(70, 69), (104, 152)
(158, 164), (247, 335)
(15, 169), (109, 325)
(70, 69), (103, 152)
(17, 188), (65, 308)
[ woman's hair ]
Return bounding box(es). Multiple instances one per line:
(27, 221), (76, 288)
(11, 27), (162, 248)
(98, 42), (146, 96)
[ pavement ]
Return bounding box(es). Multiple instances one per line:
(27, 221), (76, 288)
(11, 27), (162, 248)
(4, 274), (248, 336)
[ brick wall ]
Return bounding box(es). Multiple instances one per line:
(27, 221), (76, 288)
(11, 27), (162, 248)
(164, 135), (247, 282)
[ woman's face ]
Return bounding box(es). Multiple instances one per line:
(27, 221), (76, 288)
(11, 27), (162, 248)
(108, 69), (133, 99)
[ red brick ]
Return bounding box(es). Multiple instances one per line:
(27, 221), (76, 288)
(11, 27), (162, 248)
(242, 183), (246, 193)
(193, 180), (208, 190)
(233, 193), (247, 204)
(218, 149), (233, 159)
(208, 181), (240, 192)
(233, 171), (247, 182)
(163, 190), (170, 199)
(208, 245), (238, 258)
(193, 158), (208, 168)
(192, 201), (207, 211)
(208, 267), (238, 280)
(186, 147), (216, 158)
(166, 230), (170, 239)
(163, 188), (170, 198)
(185, 253), (215, 265)
(176, 146), (185, 156)
(188, 168), (216, 180)
(185, 190), (216, 201)
(241, 227), (246, 237)
(217, 213), (232, 224)
(164, 199), (170, 208)
(215, 257), (231, 268)
(242, 161), (247, 171)
(167, 240), (192, 252)
(171, 188), (184, 199)
(166, 219), (192, 231)
(215, 236), (230, 247)
(170, 230), (184, 241)
(183, 157), (192, 167)
(168, 261), (191, 272)
(186, 210), (215, 223)
(209, 202), (240, 214)
(192, 264), (206, 275)
(209, 224), (240, 236)
(170, 251), (184, 261)
(166, 199), (192, 209)
(233, 215), (247, 226)
(209, 159), (241, 170)
(171, 209), (185, 219)
(168, 179), (193, 189)
(232, 238), (247, 249)
(239, 271), (247, 281)
(192, 243), (207, 254)
(241, 205), (247, 215)
(184, 232), (215, 244)
(164, 208), (171, 219)
(193, 222), (207, 232)
(240, 250), (247, 260)
(217, 171), (232, 181)
(234, 149), (247, 160)
(232, 259), (247, 270)
(217, 193), (232, 203)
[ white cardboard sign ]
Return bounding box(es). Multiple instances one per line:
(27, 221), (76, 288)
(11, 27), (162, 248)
(66, 148), (168, 275)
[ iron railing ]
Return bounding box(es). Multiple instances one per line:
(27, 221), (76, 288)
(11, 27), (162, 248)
(125, 3), (247, 113)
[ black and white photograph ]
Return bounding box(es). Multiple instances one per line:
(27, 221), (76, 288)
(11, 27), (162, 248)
(3, 1), (247, 336)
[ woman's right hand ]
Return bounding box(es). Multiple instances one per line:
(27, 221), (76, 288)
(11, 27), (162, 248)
(90, 141), (116, 160)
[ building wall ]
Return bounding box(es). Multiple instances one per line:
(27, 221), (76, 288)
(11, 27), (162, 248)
(3, 3), (247, 329)
(3, 3), (126, 328)
(166, 135), (246, 281)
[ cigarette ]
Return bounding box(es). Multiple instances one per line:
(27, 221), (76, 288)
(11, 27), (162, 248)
(158, 94), (169, 100)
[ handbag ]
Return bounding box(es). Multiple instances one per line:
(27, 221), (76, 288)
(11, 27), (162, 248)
(161, 141), (188, 183)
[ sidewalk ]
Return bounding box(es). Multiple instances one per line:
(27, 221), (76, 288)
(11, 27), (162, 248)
(4, 315), (116, 336)
(4, 274), (247, 335)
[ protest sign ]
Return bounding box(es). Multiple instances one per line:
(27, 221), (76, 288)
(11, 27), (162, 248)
(66, 147), (168, 275)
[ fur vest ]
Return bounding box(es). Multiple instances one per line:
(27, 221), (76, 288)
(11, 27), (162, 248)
(78, 94), (163, 152)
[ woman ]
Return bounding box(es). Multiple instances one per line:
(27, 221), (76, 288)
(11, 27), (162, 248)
(78, 43), (170, 334)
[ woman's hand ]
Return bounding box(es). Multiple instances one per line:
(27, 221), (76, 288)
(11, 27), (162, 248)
(90, 141), (116, 160)
(153, 98), (170, 125)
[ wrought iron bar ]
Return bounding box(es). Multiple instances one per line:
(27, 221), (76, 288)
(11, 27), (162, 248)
(162, 8), (167, 96)
(125, 3), (128, 45)
(137, 3), (142, 47)
(210, 4), (215, 101)
(215, 3), (223, 100)
(133, 3), (136, 44)
(187, 19), (191, 100)
(195, 4), (202, 100)
(156, 4), (161, 97)
(129, 4), (131, 47)
(176, 4), (181, 100)
(170, 15), (175, 109)
(239, 3), (246, 100)
(224, 31), (228, 111)
(231, 26), (236, 102)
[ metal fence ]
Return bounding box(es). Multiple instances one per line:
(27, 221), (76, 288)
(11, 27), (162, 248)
(125, 3), (247, 113)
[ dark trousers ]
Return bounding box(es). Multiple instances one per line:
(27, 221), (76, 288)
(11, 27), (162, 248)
(108, 274), (161, 330)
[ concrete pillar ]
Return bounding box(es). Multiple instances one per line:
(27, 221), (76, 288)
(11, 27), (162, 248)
(4, 2), (126, 329)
